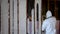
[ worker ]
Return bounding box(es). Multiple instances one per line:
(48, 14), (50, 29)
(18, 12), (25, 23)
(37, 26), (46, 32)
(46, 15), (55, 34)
(42, 10), (56, 34)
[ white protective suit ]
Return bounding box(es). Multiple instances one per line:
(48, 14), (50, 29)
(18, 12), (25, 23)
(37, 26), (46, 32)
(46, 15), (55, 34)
(42, 10), (56, 34)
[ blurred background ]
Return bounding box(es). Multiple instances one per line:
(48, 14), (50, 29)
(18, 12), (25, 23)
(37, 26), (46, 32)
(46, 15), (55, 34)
(0, 0), (60, 34)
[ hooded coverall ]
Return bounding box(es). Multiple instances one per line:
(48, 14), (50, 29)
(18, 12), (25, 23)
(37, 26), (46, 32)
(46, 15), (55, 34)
(42, 10), (56, 34)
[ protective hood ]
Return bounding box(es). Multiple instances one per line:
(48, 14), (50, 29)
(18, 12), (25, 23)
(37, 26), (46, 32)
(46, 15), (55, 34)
(46, 10), (52, 18)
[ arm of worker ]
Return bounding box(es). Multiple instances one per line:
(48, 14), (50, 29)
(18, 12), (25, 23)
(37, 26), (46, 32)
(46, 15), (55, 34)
(42, 20), (47, 31)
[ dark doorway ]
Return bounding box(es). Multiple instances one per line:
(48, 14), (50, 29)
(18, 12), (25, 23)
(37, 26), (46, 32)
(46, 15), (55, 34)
(26, 0), (35, 34)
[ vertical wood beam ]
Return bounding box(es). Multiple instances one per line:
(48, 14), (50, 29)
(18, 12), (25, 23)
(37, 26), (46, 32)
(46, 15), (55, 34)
(32, 9), (34, 34)
(1, 0), (8, 34)
(14, 0), (18, 34)
(10, 0), (14, 34)
(35, 0), (41, 34)
(19, 0), (26, 34)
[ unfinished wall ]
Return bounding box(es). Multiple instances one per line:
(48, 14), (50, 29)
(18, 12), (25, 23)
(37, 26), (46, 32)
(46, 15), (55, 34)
(1, 0), (8, 34)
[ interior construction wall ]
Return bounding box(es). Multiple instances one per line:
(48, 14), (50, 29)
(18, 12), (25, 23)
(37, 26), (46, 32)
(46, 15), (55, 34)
(1, 0), (8, 34)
